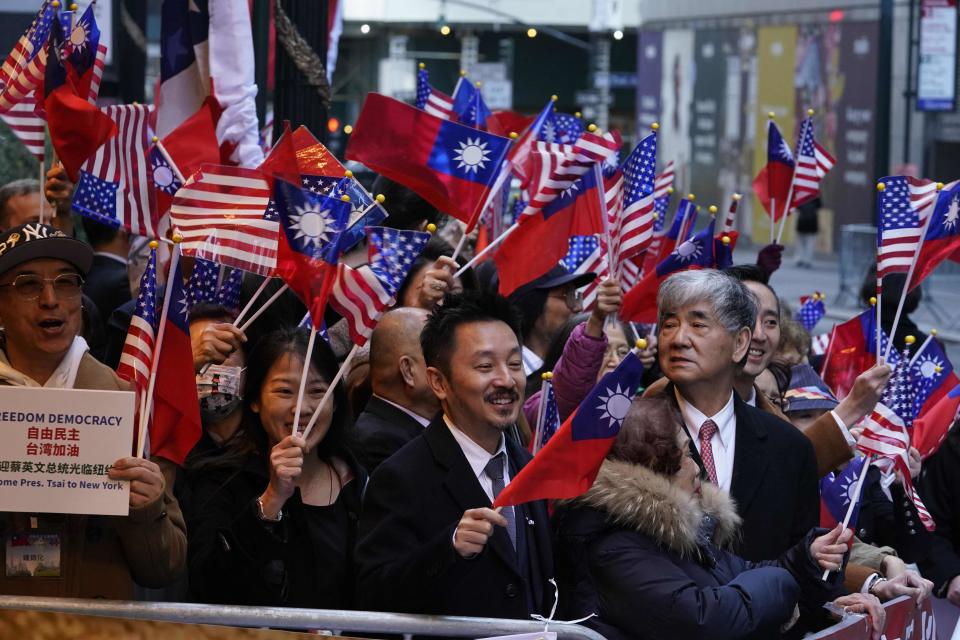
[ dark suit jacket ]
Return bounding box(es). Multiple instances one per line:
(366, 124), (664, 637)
(353, 395), (431, 473)
(356, 415), (554, 619)
(83, 254), (131, 325)
(655, 382), (819, 563)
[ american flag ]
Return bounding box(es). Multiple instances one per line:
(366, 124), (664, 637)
(0, 93), (44, 161)
(533, 380), (560, 454)
(615, 132), (657, 261)
(415, 66), (454, 120)
(858, 399), (935, 531)
(791, 117), (836, 208)
(86, 42), (107, 104)
(562, 235), (605, 308)
(539, 112), (584, 145)
(170, 164), (278, 276)
(654, 160), (675, 202)
(795, 293), (826, 331)
(71, 104), (157, 238)
(877, 176), (936, 285)
(186, 257), (220, 309)
(721, 193), (741, 234)
(811, 332), (830, 356)
(521, 130), (620, 218)
(0, 1), (54, 112)
(217, 267), (243, 310)
(117, 247), (157, 390)
(329, 227), (431, 347)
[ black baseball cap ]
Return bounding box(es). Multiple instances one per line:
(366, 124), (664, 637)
(0, 222), (93, 277)
(509, 264), (597, 300)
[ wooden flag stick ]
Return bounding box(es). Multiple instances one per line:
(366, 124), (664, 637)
(882, 182), (941, 362)
(291, 325), (318, 439)
(822, 455), (872, 581)
(301, 344), (360, 441)
(237, 283), (289, 333)
(234, 277), (273, 328)
(151, 136), (187, 183)
(769, 197), (776, 245)
(38, 159), (45, 225)
(454, 222), (519, 278)
(595, 162), (618, 279)
(453, 159), (513, 262)
(909, 330), (937, 367)
(137, 242), (182, 458)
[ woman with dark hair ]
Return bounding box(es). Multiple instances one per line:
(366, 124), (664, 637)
(553, 396), (885, 640)
(185, 327), (365, 608)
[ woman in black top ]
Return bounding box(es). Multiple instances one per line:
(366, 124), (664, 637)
(185, 327), (365, 608)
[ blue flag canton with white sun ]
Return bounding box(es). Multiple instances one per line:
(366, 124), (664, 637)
(277, 181), (352, 263)
(428, 121), (508, 185)
(571, 352), (644, 441)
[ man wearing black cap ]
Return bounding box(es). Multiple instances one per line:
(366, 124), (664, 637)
(0, 222), (187, 599)
(507, 264), (597, 397)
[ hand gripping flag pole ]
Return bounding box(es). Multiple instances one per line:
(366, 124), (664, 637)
(821, 453), (872, 581)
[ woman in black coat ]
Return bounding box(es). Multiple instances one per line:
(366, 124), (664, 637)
(553, 397), (884, 640)
(185, 327), (366, 608)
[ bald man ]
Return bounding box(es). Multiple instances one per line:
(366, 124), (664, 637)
(354, 307), (440, 472)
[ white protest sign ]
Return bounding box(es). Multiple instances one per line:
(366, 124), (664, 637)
(0, 387), (134, 516)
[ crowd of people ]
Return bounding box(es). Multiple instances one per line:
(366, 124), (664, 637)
(0, 168), (959, 640)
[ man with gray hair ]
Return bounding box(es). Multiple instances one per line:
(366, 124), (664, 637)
(648, 269), (819, 563)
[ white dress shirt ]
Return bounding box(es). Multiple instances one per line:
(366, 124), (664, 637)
(674, 388), (737, 492)
(444, 415), (510, 503)
(374, 394), (431, 428)
(522, 346), (544, 377)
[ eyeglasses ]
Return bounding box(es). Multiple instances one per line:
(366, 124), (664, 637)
(0, 273), (85, 300)
(549, 288), (583, 311)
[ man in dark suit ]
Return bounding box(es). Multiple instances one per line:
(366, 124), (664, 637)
(356, 291), (553, 619)
(354, 307), (438, 472)
(81, 218), (131, 326)
(651, 269), (819, 562)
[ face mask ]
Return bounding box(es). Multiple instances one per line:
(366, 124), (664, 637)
(199, 393), (243, 422)
(197, 365), (244, 421)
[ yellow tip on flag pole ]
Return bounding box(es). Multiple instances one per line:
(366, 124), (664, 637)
(509, 132), (519, 139)
(551, 95), (558, 102)
(148, 240), (159, 250)
(426, 223), (437, 233)
(767, 111), (775, 119)
(651, 122), (660, 131)
(418, 62), (425, 70)
(587, 123), (597, 132)
(708, 205), (718, 215)
(344, 169), (353, 178)
(807, 108), (815, 116)
(375, 194), (386, 204)
(905, 335), (916, 345)
(877, 182), (886, 192)
(340, 195), (350, 202)
(733, 192), (742, 201)
(541, 371), (553, 381)
(459, 70), (467, 77)
(574, 111), (581, 118)
(635, 338), (648, 350)
(688, 193), (696, 201)
(171, 233), (183, 243)
(721, 235), (731, 245)
(932, 328), (939, 336)
(869, 296), (877, 306)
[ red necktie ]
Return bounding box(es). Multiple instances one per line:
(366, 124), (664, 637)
(699, 419), (719, 485)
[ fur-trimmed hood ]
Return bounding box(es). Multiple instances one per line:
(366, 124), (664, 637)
(567, 459), (742, 560)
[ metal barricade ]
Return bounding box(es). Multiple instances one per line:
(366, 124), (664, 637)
(836, 224), (876, 307)
(0, 596), (608, 640)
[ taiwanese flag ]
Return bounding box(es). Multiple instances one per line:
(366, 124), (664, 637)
(909, 181), (960, 289)
(59, 4), (102, 103)
(910, 339), (960, 458)
(620, 217), (716, 324)
(493, 166), (605, 296)
(42, 19), (116, 182)
(820, 309), (895, 400)
(151, 252), (202, 465)
(649, 196), (697, 268)
(714, 230), (739, 270)
(273, 178), (353, 329)
(914, 385), (960, 459)
(494, 352), (645, 507)
(751, 120), (795, 221)
(819, 455), (867, 531)
(506, 99), (553, 184)
(346, 93), (511, 229)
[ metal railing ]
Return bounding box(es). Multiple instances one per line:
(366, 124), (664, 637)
(0, 596), (608, 640)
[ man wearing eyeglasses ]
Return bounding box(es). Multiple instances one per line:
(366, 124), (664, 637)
(0, 222), (187, 599)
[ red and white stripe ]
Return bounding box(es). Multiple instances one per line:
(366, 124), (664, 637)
(653, 160), (674, 200)
(620, 255), (642, 290)
(574, 239), (608, 310)
(118, 313), (155, 388)
(520, 131), (620, 218)
(721, 194), (741, 234)
(0, 93), (44, 161)
(423, 88), (455, 120)
(858, 402), (936, 530)
(170, 165), (277, 276)
(791, 142), (836, 207)
(86, 42), (107, 104)
(811, 332), (830, 356)
(521, 140), (571, 194)
(329, 263), (393, 347)
(83, 104), (156, 237)
(616, 187), (655, 262)
(0, 35), (47, 113)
